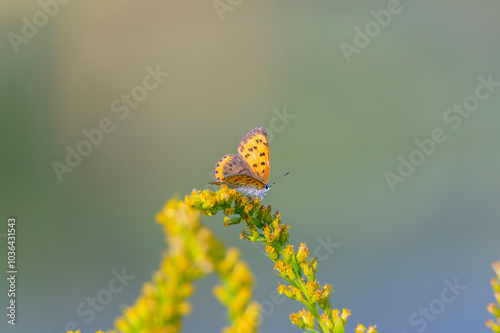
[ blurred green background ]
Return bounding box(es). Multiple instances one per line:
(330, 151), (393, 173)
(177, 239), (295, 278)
(1, 1), (499, 332)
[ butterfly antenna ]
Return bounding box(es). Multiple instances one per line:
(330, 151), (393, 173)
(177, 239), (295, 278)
(269, 172), (290, 186)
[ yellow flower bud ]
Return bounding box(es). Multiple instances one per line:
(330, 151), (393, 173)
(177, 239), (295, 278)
(289, 312), (305, 329)
(300, 261), (312, 279)
(355, 323), (367, 333)
(493, 261), (500, 279)
(320, 313), (334, 329)
(272, 211), (281, 226)
(341, 308), (351, 324)
(266, 245), (279, 261)
(306, 281), (319, 296)
(492, 277), (500, 293)
(277, 284), (293, 298)
(322, 284), (333, 298)
(487, 303), (500, 317)
(285, 265), (297, 280)
(279, 224), (290, 243)
(262, 225), (275, 243)
(296, 243), (309, 263)
(291, 286), (305, 302)
(485, 319), (500, 332)
(274, 261), (284, 272)
(284, 244), (294, 262)
(300, 309), (315, 328)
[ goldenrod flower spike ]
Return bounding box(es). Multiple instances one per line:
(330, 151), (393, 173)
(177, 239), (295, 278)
(487, 261), (500, 333)
(108, 186), (376, 333)
(110, 198), (259, 333)
(187, 186), (376, 332)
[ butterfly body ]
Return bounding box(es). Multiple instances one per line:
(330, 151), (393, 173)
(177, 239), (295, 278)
(210, 127), (272, 199)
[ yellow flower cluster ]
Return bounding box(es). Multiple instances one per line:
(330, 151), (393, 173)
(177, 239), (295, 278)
(103, 186), (377, 332)
(110, 198), (259, 333)
(186, 186), (376, 333)
(486, 262), (500, 332)
(354, 324), (377, 333)
(214, 248), (260, 333)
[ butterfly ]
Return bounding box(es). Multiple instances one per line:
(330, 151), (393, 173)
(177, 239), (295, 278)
(209, 127), (288, 199)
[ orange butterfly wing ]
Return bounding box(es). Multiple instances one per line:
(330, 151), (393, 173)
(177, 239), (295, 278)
(237, 127), (270, 184)
(213, 154), (253, 182)
(210, 175), (266, 190)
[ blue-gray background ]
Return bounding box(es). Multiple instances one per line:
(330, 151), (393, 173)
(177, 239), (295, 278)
(1, 1), (499, 332)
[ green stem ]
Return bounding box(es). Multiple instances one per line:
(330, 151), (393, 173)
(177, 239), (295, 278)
(296, 277), (330, 332)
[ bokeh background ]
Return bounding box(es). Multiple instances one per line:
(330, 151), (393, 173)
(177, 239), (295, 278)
(1, 1), (500, 332)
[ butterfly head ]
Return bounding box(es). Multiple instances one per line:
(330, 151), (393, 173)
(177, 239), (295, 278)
(259, 171), (289, 195)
